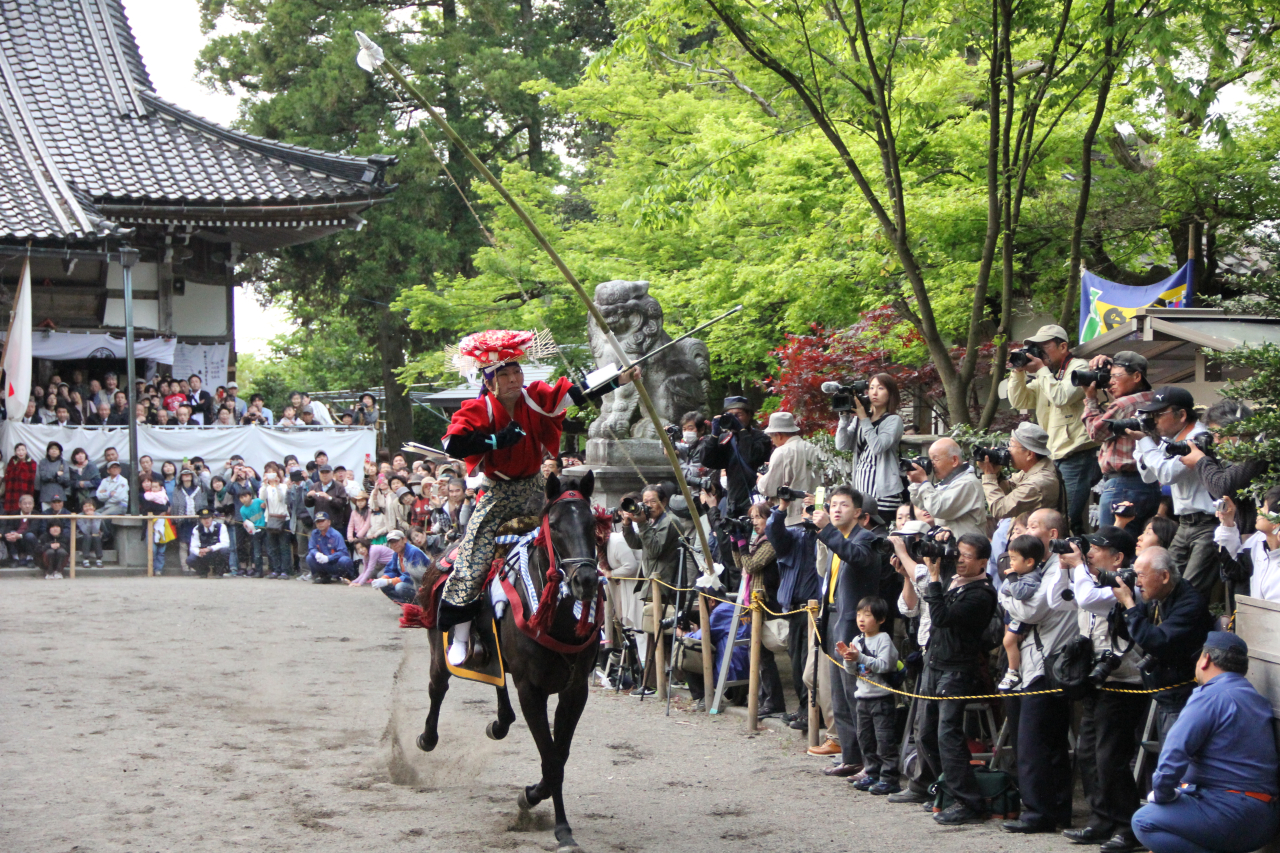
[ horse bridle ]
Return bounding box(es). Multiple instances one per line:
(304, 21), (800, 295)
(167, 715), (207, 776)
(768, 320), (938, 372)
(539, 490), (598, 588)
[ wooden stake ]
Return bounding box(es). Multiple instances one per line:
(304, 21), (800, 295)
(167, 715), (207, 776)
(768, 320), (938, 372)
(807, 600), (820, 748)
(69, 515), (76, 578)
(747, 588), (763, 732)
(146, 519), (154, 577)
(652, 581), (666, 700)
(698, 592), (713, 712)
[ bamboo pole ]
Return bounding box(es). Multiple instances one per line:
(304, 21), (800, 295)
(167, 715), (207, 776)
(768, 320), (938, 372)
(807, 599), (820, 749)
(146, 520), (154, 578)
(747, 587), (763, 732)
(354, 33), (721, 581)
(698, 592), (713, 712)
(652, 581), (666, 701)
(69, 524), (76, 578)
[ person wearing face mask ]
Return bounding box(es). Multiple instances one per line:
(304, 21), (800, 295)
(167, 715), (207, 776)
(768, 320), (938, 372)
(675, 412), (713, 480)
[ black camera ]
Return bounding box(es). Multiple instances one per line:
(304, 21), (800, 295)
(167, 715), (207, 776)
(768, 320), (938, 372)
(1070, 359), (1112, 389)
(716, 412), (743, 433)
(1102, 413), (1157, 436)
(608, 496), (644, 523)
(1008, 341), (1047, 369)
(973, 445), (1013, 468)
(899, 455), (933, 475)
(821, 379), (870, 413)
(664, 423), (681, 442)
(892, 528), (957, 562)
(776, 486), (808, 502)
(1049, 536), (1089, 555)
(1095, 567), (1137, 589)
(757, 462), (770, 477)
(1112, 501), (1135, 518)
(723, 515), (753, 537)
(1161, 432), (1214, 458)
(1089, 649), (1124, 687)
(1135, 653), (1158, 675)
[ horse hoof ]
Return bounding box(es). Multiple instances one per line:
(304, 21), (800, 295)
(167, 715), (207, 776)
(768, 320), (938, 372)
(555, 826), (579, 851)
(517, 790), (532, 811)
(416, 732), (438, 752)
(486, 720), (508, 741)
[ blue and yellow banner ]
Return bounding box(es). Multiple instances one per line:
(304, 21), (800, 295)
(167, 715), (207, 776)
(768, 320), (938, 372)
(1079, 263), (1193, 343)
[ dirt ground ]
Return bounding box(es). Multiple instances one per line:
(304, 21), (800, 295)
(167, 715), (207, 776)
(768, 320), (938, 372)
(3, 577), (1088, 853)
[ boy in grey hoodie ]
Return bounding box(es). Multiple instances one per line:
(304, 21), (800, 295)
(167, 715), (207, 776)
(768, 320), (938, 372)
(838, 596), (901, 795)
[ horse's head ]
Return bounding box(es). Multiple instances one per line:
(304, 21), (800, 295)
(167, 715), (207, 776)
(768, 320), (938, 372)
(543, 470), (598, 603)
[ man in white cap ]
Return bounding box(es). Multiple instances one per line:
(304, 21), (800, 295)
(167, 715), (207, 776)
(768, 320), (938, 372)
(756, 411), (822, 527)
(979, 421), (1065, 521)
(1006, 324), (1098, 534)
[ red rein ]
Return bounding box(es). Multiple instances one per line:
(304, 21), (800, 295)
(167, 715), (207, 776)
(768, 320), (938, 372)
(529, 491), (603, 638)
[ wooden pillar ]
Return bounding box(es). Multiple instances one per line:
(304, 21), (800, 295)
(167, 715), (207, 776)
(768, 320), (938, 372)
(69, 514), (77, 578)
(146, 520), (154, 578)
(698, 592), (713, 712)
(652, 580), (665, 700)
(747, 587), (763, 732)
(807, 599), (820, 748)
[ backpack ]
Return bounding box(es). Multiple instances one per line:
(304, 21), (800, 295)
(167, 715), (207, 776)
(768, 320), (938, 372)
(1048, 634), (1096, 700)
(857, 637), (907, 689)
(930, 767), (1021, 819)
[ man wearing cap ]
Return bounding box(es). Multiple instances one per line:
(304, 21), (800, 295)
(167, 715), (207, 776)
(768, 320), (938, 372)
(1131, 386), (1219, 594)
(1007, 324), (1100, 535)
(1132, 631), (1280, 853)
(756, 411), (822, 527)
(37, 492), (72, 537)
(306, 464), (348, 533)
(436, 329), (638, 666)
(187, 508), (230, 578)
(307, 511), (353, 583)
(1082, 351), (1163, 531)
(979, 422), (1064, 521)
(701, 396), (773, 520)
(224, 381), (247, 420)
(1061, 527), (1149, 852)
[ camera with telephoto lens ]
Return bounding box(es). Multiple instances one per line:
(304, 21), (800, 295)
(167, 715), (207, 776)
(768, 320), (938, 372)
(899, 455), (933, 475)
(821, 380), (871, 413)
(1008, 341), (1047, 369)
(1089, 649), (1124, 687)
(1070, 359), (1112, 388)
(716, 412), (744, 434)
(776, 486), (808, 502)
(1161, 432), (1215, 458)
(1049, 535), (1089, 555)
(1102, 413), (1158, 436)
(608, 496), (644, 523)
(723, 515), (753, 538)
(973, 445), (1013, 468)
(1135, 653), (1158, 675)
(891, 528), (958, 562)
(1095, 568), (1137, 589)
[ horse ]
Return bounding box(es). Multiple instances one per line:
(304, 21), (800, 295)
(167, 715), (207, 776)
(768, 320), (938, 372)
(416, 471), (603, 853)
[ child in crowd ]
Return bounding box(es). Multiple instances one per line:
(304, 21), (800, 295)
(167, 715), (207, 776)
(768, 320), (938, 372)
(838, 596), (901, 795)
(39, 520), (70, 579)
(77, 500), (104, 568)
(238, 489), (267, 577)
(997, 534), (1047, 691)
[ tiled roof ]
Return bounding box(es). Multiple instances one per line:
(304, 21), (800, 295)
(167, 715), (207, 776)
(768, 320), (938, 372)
(0, 0), (394, 242)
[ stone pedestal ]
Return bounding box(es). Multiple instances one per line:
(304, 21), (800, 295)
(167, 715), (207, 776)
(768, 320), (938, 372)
(564, 438), (675, 509)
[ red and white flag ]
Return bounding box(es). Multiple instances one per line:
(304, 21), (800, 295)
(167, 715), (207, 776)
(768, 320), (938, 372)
(2, 258), (32, 420)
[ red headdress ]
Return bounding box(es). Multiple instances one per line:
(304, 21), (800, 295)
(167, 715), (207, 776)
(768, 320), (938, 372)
(445, 329), (558, 381)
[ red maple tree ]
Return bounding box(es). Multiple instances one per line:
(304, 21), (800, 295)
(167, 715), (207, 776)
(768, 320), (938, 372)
(761, 307), (1008, 436)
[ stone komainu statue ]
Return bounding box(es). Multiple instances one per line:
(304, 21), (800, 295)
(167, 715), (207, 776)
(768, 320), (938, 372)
(587, 280), (711, 439)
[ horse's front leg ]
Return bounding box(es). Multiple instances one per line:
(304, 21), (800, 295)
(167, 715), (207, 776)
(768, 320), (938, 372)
(418, 630), (450, 752)
(513, 682), (555, 812)
(486, 683), (516, 741)
(547, 670), (590, 850)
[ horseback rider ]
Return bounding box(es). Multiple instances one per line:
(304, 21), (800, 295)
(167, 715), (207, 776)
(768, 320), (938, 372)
(437, 329), (638, 666)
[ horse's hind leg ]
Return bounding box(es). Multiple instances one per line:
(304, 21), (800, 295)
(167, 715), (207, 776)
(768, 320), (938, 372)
(547, 675), (590, 851)
(486, 683), (516, 741)
(513, 683), (555, 812)
(418, 631), (450, 752)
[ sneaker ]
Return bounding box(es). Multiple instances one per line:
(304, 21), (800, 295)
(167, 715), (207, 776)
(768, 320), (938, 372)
(95, 559), (103, 568)
(851, 775), (877, 791)
(223, 570), (239, 577)
(758, 706), (786, 719)
(44, 572), (53, 579)
(998, 669), (1022, 692)
(934, 802), (988, 825)
(248, 571), (263, 578)
(870, 781), (902, 796)
(887, 789), (932, 805)
(82, 559), (90, 568)
(789, 717), (809, 731)
(629, 686), (655, 697)
(51, 570), (63, 579)
(297, 572), (312, 582)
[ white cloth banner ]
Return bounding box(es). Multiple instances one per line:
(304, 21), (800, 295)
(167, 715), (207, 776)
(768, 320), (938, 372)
(3, 259), (32, 420)
(0, 423), (376, 476)
(172, 343), (229, 389)
(0, 330), (176, 363)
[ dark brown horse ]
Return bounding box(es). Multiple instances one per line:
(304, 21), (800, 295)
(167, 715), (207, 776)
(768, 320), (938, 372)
(417, 471), (602, 853)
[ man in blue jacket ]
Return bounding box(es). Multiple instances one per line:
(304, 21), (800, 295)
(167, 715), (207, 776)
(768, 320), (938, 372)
(307, 511), (353, 584)
(766, 491), (823, 728)
(1132, 631), (1280, 853)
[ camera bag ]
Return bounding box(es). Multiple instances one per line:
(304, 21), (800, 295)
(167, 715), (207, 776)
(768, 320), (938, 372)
(930, 767), (1021, 819)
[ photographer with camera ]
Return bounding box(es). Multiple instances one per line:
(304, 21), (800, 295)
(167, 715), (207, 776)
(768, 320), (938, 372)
(1002, 508), (1078, 833)
(1214, 487), (1280, 602)
(766, 490), (824, 724)
(1082, 351), (1164, 531)
(884, 528), (996, 823)
(811, 486), (880, 775)
(1058, 527), (1147, 852)
(736, 502), (788, 717)
(701, 396), (772, 520)
(979, 422), (1064, 521)
(834, 373), (906, 515)
(756, 411), (823, 527)
(1106, 546), (1213, 738)
(673, 411), (714, 481)
(621, 485), (683, 695)
(1007, 324), (1100, 536)
(906, 438), (988, 539)
(1131, 387), (1220, 595)
(1187, 400), (1268, 536)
